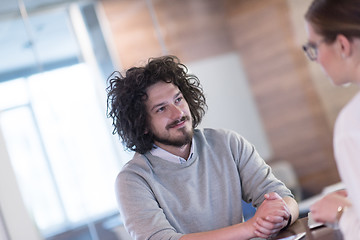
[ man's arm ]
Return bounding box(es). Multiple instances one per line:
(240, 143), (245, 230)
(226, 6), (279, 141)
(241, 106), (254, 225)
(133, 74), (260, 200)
(179, 221), (257, 240)
(283, 195), (300, 225)
(180, 193), (299, 240)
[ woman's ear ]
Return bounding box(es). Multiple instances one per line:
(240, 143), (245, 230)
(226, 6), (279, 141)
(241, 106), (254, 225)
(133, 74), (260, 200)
(336, 34), (352, 58)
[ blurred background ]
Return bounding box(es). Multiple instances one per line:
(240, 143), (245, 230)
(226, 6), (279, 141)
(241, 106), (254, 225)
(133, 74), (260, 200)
(0, 0), (358, 240)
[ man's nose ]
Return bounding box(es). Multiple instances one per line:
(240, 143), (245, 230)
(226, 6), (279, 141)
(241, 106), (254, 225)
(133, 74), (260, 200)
(169, 104), (183, 119)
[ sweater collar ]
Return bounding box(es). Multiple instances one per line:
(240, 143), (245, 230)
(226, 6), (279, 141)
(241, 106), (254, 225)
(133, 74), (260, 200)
(150, 141), (194, 165)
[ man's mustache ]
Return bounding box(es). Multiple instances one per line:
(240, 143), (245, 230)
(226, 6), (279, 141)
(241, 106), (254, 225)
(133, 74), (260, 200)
(166, 116), (190, 129)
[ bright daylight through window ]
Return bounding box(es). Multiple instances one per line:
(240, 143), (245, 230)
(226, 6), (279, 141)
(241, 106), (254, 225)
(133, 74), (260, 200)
(0, 2), (130, 240)
(0, 64), (123, 236)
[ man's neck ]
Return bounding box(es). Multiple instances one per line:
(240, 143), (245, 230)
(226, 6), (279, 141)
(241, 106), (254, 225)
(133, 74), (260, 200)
(155, 142), (191, 160)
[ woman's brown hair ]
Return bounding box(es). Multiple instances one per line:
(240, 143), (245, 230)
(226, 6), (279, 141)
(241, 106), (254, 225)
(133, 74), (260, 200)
(305, 0), (360, 43)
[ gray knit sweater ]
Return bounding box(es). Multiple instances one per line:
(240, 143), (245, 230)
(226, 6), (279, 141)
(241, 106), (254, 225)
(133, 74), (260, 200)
(115, 128), (293, 240)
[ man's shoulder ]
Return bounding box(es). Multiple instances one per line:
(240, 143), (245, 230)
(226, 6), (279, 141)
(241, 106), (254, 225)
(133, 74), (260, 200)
(195, 127), (235, 135)
(118, 153), (149, 175)
(194, 128), (241, 141)
(194, 128), (246, 152)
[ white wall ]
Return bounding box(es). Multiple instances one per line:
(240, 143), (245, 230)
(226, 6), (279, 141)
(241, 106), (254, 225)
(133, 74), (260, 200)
(0, 206), (10, 240)
(0, 126), (43, 240)
(188, 53), (272, 160)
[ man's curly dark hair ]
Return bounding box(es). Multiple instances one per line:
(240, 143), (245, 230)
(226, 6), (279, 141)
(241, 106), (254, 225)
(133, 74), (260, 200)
(106, 55), (207, 154)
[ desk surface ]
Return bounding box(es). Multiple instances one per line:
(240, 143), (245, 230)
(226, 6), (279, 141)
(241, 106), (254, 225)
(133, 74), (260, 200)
(273, 217), (343, 240)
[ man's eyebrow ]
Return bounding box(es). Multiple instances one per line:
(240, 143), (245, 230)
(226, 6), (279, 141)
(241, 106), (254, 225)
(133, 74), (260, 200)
(174, 91), (182, 99)
(150, 91), (182, 112)
(151, 101), (166, 112)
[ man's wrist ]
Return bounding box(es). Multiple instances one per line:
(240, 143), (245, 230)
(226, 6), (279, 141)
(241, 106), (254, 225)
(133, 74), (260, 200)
(283, 214), (292, 229)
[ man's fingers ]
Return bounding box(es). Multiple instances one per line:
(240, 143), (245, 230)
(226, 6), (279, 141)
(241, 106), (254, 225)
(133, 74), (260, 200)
(265, 215), (285, 223)
(264, 192), (282, 200)
(253, 219), (272, 236)
(255, 217), (285, 233)
(254, 230), (269, 239)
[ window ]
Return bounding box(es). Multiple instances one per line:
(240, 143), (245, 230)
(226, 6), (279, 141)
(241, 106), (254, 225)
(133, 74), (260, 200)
(0, 2), (131, 239)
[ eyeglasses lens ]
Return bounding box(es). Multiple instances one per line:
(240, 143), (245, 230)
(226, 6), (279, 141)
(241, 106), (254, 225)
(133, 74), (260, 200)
(302, 44), (317, 61)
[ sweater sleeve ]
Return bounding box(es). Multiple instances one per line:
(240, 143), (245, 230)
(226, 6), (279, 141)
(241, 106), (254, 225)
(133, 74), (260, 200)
(115, 167), (183, 240)
(232, 132), (293, 207)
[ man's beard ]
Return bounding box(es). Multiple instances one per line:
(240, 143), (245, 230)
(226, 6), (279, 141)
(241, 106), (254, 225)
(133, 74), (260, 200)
(152, 116), (193, 147)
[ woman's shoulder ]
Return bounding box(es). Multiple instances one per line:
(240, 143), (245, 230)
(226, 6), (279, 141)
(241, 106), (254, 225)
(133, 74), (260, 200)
(335, 92), (360, 136)
(337, 92), (360, 122)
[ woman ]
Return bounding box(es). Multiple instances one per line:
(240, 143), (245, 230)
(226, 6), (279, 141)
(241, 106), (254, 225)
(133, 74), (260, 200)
(303, 0), (360, 239)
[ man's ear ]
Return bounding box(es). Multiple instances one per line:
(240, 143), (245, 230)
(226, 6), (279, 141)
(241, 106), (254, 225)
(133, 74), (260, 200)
(336, 34), (352, 58)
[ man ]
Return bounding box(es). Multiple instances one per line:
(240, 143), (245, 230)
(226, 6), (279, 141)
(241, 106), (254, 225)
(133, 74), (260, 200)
(107, 55), (299, 240)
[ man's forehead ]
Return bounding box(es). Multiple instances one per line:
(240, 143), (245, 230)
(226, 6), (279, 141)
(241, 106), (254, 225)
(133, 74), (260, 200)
(146, 82), (179, 97)
(144, 82), (180, 106)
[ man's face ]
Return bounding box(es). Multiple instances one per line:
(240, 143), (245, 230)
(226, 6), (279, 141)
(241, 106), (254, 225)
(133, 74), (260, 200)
(145, 81), (193, 148)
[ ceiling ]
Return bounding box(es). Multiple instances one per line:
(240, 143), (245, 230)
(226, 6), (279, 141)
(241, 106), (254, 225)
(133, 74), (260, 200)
(0, 0), (77, 16)
(0, 0), (95, 82)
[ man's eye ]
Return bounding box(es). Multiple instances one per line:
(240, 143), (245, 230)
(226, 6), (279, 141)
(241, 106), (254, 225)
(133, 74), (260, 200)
(156, 106), (165, 113)
(175, 97), (183, 103)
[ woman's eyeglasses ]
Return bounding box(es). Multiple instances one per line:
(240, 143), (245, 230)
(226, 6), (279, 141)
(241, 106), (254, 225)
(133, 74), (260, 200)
(302, 39), (325, 61)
